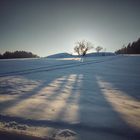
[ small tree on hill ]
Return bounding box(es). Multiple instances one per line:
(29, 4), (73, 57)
(74, 40), (93, 56)
(96, 46), (103, 53)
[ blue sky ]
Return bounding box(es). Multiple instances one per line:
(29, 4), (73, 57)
(0, 0), (140, 56)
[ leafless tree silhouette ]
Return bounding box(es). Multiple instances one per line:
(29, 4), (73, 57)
(74, 40), (93, 56)
(95, 46), (103, 53)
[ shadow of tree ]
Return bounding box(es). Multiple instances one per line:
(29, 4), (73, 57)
(0, 57), (140, 140)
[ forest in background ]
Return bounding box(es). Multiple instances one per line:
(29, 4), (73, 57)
(115, 38), (140, 54)
(0, 51), (39, 59)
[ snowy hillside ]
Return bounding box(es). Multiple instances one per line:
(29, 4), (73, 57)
(85, 52), (115, 57)
(46, 53), (74, 58)
(46, 52), (115, 58)
(0, 56), (140, 140)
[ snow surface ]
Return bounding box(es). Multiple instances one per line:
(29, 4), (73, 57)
(46, 52), (115, 58)
(0, 56), (140, 140)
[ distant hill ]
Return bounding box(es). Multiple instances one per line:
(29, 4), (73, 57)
(46, 53), (74, 58)
(85, 52), (115, 57)
(46, 52), (115, 58)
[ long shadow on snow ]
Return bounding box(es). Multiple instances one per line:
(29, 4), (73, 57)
(94, 56), (140, 100)
(0, 70), (69, 112)
(1, 57), (140, 139)
(76, 67), (140, 140)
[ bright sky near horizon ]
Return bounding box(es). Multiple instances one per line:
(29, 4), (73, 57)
(0, 0), (140, 57)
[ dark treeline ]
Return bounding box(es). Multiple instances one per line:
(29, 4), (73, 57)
(115, 38), (140, 54)
(0, 51), (39, 59)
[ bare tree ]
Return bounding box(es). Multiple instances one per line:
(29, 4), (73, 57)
(74, 46), (80, 55)
(95, 46), (103, 53)
(74, 40), (93, 56)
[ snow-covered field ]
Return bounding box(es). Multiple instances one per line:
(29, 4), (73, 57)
(0, 56), (140, 140)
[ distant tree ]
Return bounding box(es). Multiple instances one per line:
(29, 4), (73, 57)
(3, 51), (13, 58)
(74, 46), (80, 56)
(0, 53), (3, 59)
(74, 40), (93, 56)
(95, 46), (103, 53)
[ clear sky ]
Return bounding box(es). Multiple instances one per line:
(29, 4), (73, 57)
(0, 0), (140, 57)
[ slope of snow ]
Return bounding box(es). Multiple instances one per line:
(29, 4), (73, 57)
(46, 52), (115, 58)
(85, 52), (115, 57)
(0, 55), (140, 140)
(46, 53), (74, 58)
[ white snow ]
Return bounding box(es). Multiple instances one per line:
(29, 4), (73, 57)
(0, 55), (140, 140)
